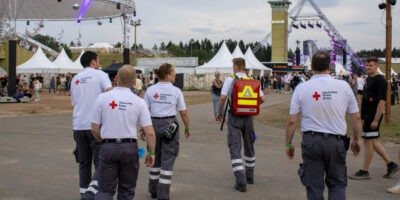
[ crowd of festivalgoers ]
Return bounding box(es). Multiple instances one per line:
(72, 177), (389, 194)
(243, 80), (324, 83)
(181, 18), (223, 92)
(0, 73), (74, 101)
(255, 71), (399, 104)
(0, 69), (399, 106)
(0, 71), (160, 102)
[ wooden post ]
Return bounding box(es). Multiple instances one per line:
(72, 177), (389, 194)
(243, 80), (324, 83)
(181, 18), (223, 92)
(385, 0), (392, 123)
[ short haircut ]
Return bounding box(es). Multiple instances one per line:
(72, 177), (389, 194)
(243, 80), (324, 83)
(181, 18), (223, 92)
(311, 51), (330, 72)
(365, 56), (378, 63)
(80, 51), (98, 67)
(117, 65), (136, 86)
(154, 63), (174, 80)
(233, 58), (246, 70)
(214, 71), (220, 75)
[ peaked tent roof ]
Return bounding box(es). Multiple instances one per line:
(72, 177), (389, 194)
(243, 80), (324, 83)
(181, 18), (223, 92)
(334, 63), (349, 75)
(0, 67), (7, 76)
(17, 47), (59, 74)
(232, 45), (252, 69)
(196, 42), (234, 74)
(74, 50), (85, 69)
(53, 49), (83, 74)
(392, 68), (398, 75)
(232, 45), (245, 58)
(377, 67), (397, 76)
(244, 48), (271, 71)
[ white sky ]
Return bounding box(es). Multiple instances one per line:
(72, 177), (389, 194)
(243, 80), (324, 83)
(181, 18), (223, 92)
(14, 0), (400, 52)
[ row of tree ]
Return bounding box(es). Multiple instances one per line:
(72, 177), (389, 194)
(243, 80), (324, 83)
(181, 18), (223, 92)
(150, 39), (271, 65)
(357, 48), (400, 58)
(29, 34), (400, 64)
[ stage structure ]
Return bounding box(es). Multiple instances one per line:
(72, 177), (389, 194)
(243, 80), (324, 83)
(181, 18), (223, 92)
(0, 0), (137, 96)
(255, 0), (365, 70)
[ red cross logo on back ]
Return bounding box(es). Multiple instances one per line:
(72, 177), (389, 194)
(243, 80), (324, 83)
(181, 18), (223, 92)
(109, 101), (118, 109)
(153, 93), (159, 99)
(75, 79), (80, 85)
(313, 92), (321, 101)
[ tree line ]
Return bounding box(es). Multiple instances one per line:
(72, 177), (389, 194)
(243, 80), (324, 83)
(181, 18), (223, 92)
(148, 39), (272, 65)
(29, 34), (400, 64)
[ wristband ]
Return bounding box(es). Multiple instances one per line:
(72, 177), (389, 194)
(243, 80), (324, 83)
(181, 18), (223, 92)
(149, 152), (155, 156)
(185, 128), (190, 132)
(285, 143), (292, 148)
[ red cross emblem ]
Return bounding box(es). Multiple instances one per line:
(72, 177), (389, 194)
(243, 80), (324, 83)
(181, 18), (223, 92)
(153, 93), (159, 99)
(313, 92), (321, 101)
(75, 79), (80, 85)
(109, 101), (118, 109)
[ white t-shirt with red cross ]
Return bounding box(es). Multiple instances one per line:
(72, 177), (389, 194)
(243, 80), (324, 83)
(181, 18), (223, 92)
(144, 82), (186, 117)
(91, 87), (152, 139)
(289, 74), (359, 136)
(71, 67), (112, 130)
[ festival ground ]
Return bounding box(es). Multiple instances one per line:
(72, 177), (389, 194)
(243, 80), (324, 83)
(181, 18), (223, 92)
(0, 92), (399, 199)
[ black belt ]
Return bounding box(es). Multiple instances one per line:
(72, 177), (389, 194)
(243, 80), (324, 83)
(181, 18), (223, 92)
(303, 131), (345, 140)
(151, 115), (175, 120)
(102, 138), (137, 144)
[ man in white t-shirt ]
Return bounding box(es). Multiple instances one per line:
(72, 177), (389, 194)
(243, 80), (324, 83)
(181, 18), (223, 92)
(285, 51), (361, 200)
(135, 75), (143, 96)
(284, 72), (292, 94)
(356, 74), (365, 102)
(91, 65), (156, 199)
(70, 51), (113, 200)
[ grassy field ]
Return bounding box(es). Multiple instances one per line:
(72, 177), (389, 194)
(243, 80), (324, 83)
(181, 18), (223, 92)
(256, 101), (400, 143)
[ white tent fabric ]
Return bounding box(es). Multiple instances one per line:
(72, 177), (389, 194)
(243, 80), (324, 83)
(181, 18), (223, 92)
(53, 49), (83, 74)
(244, 48), (272, 71)
(232, 45), (244, 58)
(334, 63), (350, 75)
(232, 45), (252, 68)
(17, 47), (59, 74)
(196, 42), (234, 74)
(391, 68), (398, 76)
(0, 67), (7, 76)
(74, 50), (85, 70)
(378, 67), (398, 76)
(88, 43), (114, 48)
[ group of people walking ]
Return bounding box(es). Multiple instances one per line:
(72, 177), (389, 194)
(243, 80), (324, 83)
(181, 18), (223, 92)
(70, 50), (399, 200)
(71, 51), (189, 200)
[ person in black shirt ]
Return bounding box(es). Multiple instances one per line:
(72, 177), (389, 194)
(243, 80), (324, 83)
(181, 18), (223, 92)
(350, 57), (399, 180)
(262, 72), (270, 95)
(391, 77), (399, 104)
(292, 72), (301, 91)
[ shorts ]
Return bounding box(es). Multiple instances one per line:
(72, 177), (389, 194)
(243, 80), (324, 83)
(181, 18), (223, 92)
(362, 115), (383, 139)
(263, 83), (270, 89)
(357, 90), (363, 95)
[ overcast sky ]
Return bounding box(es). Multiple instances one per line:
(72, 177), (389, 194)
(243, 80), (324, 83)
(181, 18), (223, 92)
(15, 0), (400, 52)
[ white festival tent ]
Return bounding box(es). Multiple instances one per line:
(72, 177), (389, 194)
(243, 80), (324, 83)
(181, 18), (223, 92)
(17, 47), (59, 74)
(74, 50), (85, 70)
(244, 48), (272, 72)
(377, 68), (398, 76)
(196, 42), (234, 74)
(334, 63), (350, 76)
(232, 45), (252, 70)
(53, 49), (84, 74)
(392, 68), (398, 76)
